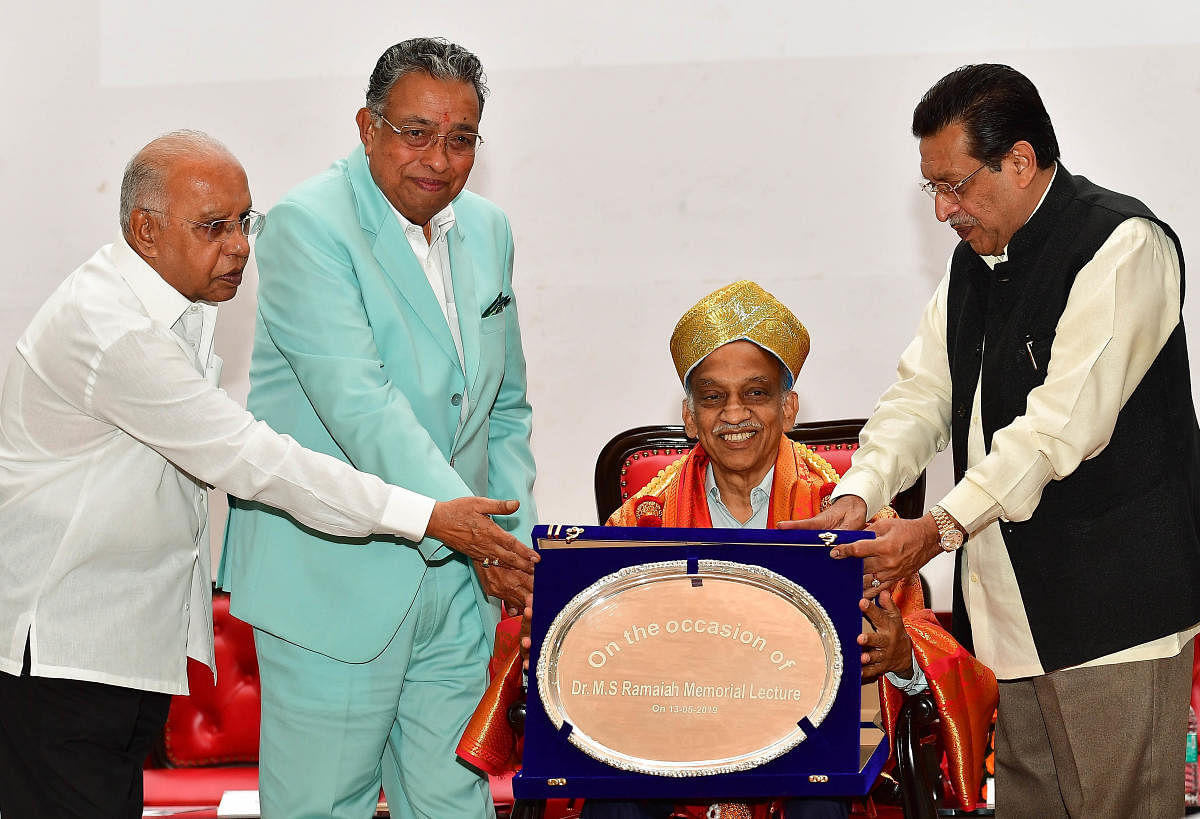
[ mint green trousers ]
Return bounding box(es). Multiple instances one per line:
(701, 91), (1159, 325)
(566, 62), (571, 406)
(253, 557), (493, 819)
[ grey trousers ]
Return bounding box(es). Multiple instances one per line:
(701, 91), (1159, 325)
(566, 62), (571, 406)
(994, 640), (1193, 818)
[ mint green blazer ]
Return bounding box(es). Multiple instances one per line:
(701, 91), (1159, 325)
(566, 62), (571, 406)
(219, 145), (537, 661)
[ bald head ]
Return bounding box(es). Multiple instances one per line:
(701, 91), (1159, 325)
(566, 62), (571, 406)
(119, 130), (239, 237)
(121, 131), (253, 303)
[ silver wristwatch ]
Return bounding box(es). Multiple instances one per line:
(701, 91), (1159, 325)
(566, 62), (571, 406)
(930, 505), (965, 552)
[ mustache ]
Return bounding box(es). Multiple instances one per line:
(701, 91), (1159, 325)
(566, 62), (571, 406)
(712, 420), (764, 435)
(949, 214), (979, 228)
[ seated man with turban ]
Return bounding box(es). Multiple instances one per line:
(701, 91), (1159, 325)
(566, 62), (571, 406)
(459, 281), (997, 818)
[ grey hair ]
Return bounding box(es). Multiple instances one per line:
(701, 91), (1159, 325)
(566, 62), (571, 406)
(119, 129), (235, 235)
(684, 360), (794, 414)
(365, 37), (489, 118)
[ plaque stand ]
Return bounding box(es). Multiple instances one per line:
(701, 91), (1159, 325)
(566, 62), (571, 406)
(514, 525), (889, 802)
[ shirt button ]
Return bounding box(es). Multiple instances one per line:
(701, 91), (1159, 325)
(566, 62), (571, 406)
(970, 573), (980, 583)
(451, 393), (462, 406)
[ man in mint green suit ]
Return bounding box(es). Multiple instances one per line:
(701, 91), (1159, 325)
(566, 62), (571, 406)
(220, 38), (536, 819)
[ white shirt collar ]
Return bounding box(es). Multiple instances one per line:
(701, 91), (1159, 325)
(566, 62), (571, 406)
(981, 163), (1058, 269)
(385, 198), (456, 246)
(111, 236), (196, 327)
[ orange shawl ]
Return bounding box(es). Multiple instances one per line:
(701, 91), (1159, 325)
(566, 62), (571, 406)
(880, 576), (998, 811)
(606, 436), (838, 528)
(456, 614), (525, 775)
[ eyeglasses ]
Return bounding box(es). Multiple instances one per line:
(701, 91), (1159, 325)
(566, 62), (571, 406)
(141, 209), (265, 242)
(919, 163), (988, 204)
(374, 114), (483, 156)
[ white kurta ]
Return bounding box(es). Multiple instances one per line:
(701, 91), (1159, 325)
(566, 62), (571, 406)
(0, 238), (437, 693)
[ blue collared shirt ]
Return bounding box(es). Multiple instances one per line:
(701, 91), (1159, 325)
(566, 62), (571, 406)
(704, 463), (774, 528)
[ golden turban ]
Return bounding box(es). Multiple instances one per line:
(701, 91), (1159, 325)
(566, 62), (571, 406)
(669, 280), (809, 387)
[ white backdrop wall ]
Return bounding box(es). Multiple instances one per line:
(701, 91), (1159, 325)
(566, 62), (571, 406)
(5, 1), (1200, 608)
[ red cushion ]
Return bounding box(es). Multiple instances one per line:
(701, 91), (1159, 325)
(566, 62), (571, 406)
(615, 442), (859, 508)
(145, 594), (559, 814)
(616, 446), (690, 508)
(1192, 639), (1200, 718)
(144, 766), (562, 814)
(162, 592), (260, 766)
(142, 765), (258, 806)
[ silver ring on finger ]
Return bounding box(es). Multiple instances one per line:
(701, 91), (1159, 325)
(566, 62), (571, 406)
(870, 576), (881, 588)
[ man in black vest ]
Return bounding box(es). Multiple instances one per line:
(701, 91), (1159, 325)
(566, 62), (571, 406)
(789, 64), (1200, 816)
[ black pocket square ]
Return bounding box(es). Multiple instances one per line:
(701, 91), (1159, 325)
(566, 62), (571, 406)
(481, 292), (511, 318)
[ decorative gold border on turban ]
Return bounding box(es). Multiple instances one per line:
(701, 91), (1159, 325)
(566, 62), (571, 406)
(669, 280), (809, 387)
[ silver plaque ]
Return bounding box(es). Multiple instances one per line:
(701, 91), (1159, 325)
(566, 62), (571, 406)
(536, 559), (843, 776)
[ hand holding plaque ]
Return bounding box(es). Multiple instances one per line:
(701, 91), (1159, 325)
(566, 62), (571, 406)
(857, 591), (914, 683)
(473, 558), (533, 614)
(520, 597), (533, 670)
(779, 495), (868, 533)
(426, 497), (540, 572)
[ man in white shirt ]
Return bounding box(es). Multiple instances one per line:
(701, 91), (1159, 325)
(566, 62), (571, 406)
(0, 130), (537, 819)
(790, 64), (1200, 816)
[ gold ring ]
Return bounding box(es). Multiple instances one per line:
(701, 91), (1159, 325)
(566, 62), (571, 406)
(482, 558), (492, 568)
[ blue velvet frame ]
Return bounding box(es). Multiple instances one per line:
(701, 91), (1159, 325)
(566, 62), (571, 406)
(514, 524), (889, 801)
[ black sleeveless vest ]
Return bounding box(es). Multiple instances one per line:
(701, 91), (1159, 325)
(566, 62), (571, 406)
(945, 166), (1200, 673)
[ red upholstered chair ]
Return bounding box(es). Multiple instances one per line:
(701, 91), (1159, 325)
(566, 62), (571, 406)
(594, 419), (927, 522)
(142, 589), (260, 812)
(144, 591), (572, 818)
(1193, 640), (1200, 720)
